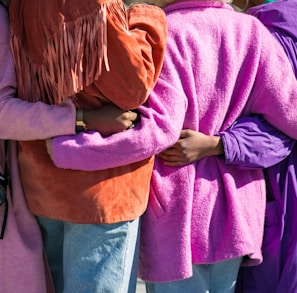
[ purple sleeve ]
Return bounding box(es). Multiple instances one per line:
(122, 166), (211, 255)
(219, 115), (294, 169)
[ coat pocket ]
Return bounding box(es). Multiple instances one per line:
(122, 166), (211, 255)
(148, 184), (166, 218)
(262, 200), (281, 250)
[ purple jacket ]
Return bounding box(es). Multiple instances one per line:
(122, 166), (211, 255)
(219, 1), (297, 292)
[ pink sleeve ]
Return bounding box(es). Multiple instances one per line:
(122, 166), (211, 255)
(52, 76), (187, 170)
(243, 25), (297, 139)
(51, 25), (191, 171)
(0, 6), (76, 140)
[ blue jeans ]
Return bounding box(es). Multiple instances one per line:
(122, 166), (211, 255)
(37, 216), (140, 293)
(146, 257), (243, 293)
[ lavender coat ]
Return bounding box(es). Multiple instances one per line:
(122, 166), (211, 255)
(51, 0), (297, 282)
(0, 6), (76, 292)
(218, 1), (297, 292)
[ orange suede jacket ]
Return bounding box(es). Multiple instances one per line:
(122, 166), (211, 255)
(9, 0), (167, 223)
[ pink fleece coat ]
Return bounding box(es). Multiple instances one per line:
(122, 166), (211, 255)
(0, 6), (76, 292)
(51, 1), (297, 283)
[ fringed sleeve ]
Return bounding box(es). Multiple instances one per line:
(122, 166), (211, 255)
(9, 0), (167, 110)
(9, 0), (108, 105)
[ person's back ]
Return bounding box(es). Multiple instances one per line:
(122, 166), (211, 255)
(138, 0), (297, 284)
(8, 0), (167, 292)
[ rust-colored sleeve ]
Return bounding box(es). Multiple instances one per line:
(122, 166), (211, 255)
(86, 0), (167, 110)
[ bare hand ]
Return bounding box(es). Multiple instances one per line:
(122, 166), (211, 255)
(158, 129), (224, 166)
(84, 104), (138, 136)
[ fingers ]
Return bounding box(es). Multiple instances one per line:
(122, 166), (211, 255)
(180, 129), (193, 138)
(163, 160), (189, 166)
(159, 146), (180, 157)
(158, 152), (190, 166)
(125, 111), (137, 129)
(127, 111), (138, 121)
(127, 123), (135, 129)
(158, 151), (182, 161)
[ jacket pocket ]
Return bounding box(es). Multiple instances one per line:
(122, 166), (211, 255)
(262, 200), (281, 249)
(148, 183), (166, 218)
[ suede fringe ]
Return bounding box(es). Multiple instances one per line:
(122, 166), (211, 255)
(10, 4), (113, 105)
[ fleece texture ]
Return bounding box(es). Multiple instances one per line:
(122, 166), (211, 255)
(51, 0), (297, 282)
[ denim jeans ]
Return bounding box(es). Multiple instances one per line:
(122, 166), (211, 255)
(146, 257), (243, 293)
(37, 216), (140, 293)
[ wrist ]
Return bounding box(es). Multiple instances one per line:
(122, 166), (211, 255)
(209, 136), (224, 156)
(75, 109), (87, 133)
(46, 138), (53, 160)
